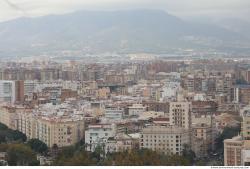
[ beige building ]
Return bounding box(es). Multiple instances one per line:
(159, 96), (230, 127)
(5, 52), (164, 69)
(224, 135), (243, 166)
(0, 105), (18, 130)
(105, 133), (139, 154)
(34, 116), (85, 147)
(16, 109), (36, 139)
(96, 87), (110, 99)
(169, 101), (192, 130)
(0, 103), (85, 148)
(224, 105), (250, 166)
(140, 125), (189, 155)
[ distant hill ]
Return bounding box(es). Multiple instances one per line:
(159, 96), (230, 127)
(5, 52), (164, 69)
(0, 9), (249, 56)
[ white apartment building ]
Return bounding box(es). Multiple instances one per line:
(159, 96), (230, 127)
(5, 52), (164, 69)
(128, 104), (146, 117)
(160, 81), (180, 101)
(85, 124), (116, 152)
(0, 81), (16, 104)
(242, 149), (250, 166)
(105, 133), (139, 154)
(140, 125), (189, 155)
(104, 107), (124, 120)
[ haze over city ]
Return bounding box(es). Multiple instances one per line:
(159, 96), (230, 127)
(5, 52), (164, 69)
(0, 0), (250, 168)
(1, 0), (250, 21)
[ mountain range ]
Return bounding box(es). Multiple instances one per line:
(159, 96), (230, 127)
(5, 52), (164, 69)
(0, 9), (249, 57)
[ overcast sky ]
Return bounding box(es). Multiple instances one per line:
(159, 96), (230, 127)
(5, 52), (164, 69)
(0, 0), (250, 22)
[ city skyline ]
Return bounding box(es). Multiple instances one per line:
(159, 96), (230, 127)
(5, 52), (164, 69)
(0, 0), (249, 167)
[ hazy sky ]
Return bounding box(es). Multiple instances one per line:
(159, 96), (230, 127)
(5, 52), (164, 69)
(0, 0), (250, 22)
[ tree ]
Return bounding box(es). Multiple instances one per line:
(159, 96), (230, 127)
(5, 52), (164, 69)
(0, 133), (6, 143)
(53, 144), (194, 166)
(215, 125), (241, 152)
(196, 160), (206, 166)
(11, 130), (27, 142)
(0, 123), (8, 130)
(92, 144), (105, 162)
(182, 144), (196, 164)
(101, 148), (193, 166)
(0, 123), (27, 143)
(27, 139), (48, 154)
(54, 148), (97, 166)
(7, 144), (39, 166)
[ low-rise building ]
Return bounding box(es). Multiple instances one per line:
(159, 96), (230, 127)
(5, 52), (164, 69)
(105, 133), (139, 154)
(128, 104), (146, 117)
(85, 124), (116, 152)
(104, 107), (124, 120)
(140, 125), (189, 155)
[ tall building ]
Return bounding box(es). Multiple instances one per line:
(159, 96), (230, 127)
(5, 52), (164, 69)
(15, 80), (24, 103)
(242, 108), (250, 140)
(24, 80), (37, 97)
(0, 81), (16, 104)
(224, 136), (243, 166)
(232, 85), (250, 105)
(169, 101), (192, 130)
(224, 104), (250, 166)
(192, 123), (213, 157)
(0, 80), (24, 104)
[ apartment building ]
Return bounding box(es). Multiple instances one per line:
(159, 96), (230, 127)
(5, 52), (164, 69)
(142, 101), (169, 114)
(128, 104), (146, 117)
(140, 125), (189, 155)
(192, 123), (213, 157)
(104, 107), (124, 120)
(242, 108), (250, 140)
(169, 101), (192, 130)
(0, 102), (86, 148)
(0, 81), (16, 104)
(0, 80), (25, 104)
(16, 108), (36, 139)
(224, 104), (250, 166)
(224, 136), (243, 166)
(34, 116), (85, 147)
(0, 105), (18, 130)
(85, 124), (116, 152)
(105, 133), (139, 154)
